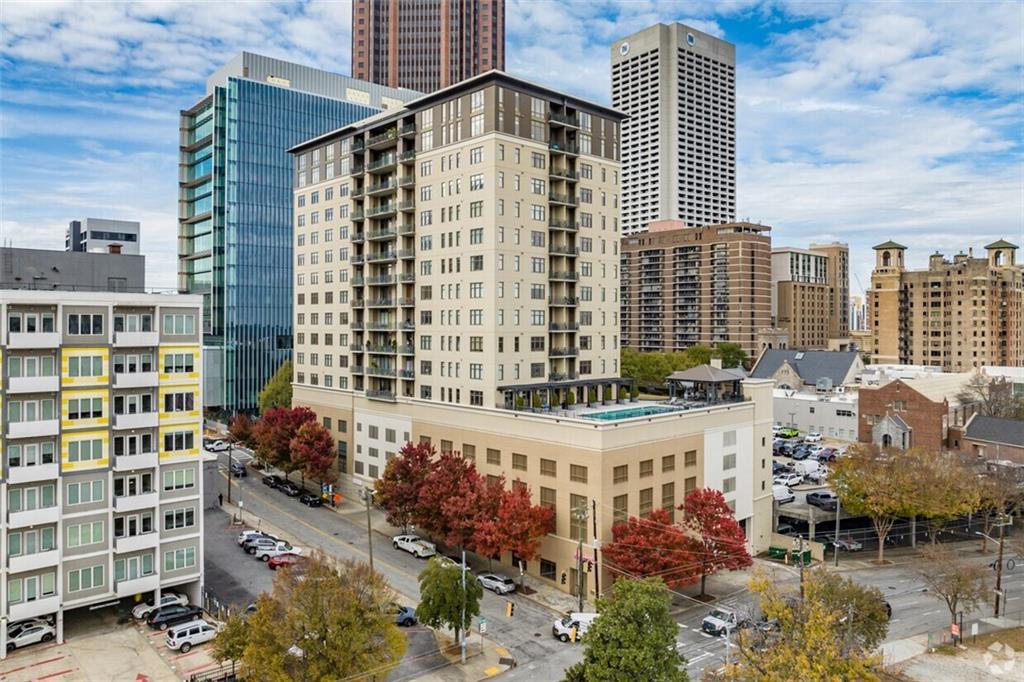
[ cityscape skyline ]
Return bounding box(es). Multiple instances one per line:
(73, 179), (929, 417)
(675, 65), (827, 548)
(1, 1), (1020, 297)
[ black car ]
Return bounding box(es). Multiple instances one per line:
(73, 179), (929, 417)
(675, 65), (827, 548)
(778, 444), (794, 457)
(279, 482), (301, 497)
(147, 604), (204, 630)
(262, 475), (284, 488)
(299, 493), (322, 507)
(791, 447), (811, 461)
(230, 462), (247, 477)
(806, 491), (838, 511)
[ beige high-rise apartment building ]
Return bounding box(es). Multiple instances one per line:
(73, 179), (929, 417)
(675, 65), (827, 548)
(620, 219), (771, 357)
(289, 72), (773, 596)
(771, 242), (849, 349)
(611, 23), (736, 234)
(869, 240), (1023, 371)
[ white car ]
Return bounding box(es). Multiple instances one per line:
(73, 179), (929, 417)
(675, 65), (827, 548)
(133, 592), (188, 620)
(804, 432), (822, 443)
(392, 534), (436, 558)
(206, 440), (230, 452)
(165, 619), (220, 652)
(253, 541), (302, 562)
(774, 473), (804, 487)
(477, 573), (516, 594)
(7, 618), (53, 640)
(237, 529), (267, 546)
(6, 622), (55, 652)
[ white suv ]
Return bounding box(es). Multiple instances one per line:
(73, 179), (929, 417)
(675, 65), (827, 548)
(252, 541), (301, 562)
(165, 619), (220, 652)
(392, 534), (436, 558)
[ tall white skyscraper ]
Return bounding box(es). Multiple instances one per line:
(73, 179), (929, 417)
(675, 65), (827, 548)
(611, 23), (736, 234)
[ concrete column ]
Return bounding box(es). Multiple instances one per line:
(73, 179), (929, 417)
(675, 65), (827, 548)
(57, 608), (65, 644)
(1, 617), (8, 660)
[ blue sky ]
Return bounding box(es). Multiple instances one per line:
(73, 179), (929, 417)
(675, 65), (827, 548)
(1, 0), (1022, 293)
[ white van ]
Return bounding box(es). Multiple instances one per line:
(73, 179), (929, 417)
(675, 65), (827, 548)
(794, 460), (820, 477)
(552, 612), (599, 642)
(165, 619), (219, 652)
(773, 485), (795, 504)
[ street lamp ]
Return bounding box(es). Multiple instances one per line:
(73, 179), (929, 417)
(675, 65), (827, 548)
(976, 515), (1012, 618)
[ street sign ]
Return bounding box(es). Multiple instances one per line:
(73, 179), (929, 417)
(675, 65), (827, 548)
(971, 623), (979, 637)
(951, 623), (960, 637)
(479, 616), (487, 634)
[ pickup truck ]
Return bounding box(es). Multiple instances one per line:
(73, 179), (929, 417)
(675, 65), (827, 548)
(392, 535), (437, 558)
(702, 609), (739, 636)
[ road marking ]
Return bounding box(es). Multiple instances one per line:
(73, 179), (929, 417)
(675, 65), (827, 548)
(922, 609), (940, 616)
(483, 666), (501, 677)
(689, 652), (712, 664)
(700, 632), (713, 638)
(677, 622), (688, 629)
(34, 669), (76, 681)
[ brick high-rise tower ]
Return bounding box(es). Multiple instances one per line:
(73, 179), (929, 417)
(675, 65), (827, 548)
(351, 0), (505, 93)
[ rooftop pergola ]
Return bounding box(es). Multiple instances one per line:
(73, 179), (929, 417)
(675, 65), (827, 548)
(665, 365), (744, 404)
(497, 377), (637, 412)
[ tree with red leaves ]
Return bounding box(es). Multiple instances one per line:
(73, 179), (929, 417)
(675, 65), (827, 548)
(253, 406), (316, 471)
(290, 421), (337, 488)
(228, 413), (255, 448)
(415, 452), (485, 548)
(374, 442), (435, 532)
(680, 487), (752, 597)
(601, 508), (700, 590)
(473, 481), (554, 571)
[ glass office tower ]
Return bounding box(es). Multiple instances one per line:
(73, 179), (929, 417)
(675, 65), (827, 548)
(179, 53), (417, 414)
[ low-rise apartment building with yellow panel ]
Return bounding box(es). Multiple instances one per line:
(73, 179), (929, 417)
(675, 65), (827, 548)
(0, 290), (204, 657)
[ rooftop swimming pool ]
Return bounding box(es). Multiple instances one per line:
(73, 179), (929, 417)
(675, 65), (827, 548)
(580, 405), (682, 421)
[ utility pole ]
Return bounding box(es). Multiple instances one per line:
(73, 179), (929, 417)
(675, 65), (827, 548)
(360, 488), (375, 573)
(461, 548), (467, 664)
(798, 536), (805, 600)
(833, 496), (841, 568)
(591, 499), (600, 599)
(226, 442), (233, 505)
(573, 506), (588, 612)
(995, 515), (1007, 617)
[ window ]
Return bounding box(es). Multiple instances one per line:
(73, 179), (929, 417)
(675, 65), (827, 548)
(8, 398), (56, 423)
(114, 313), (153, 333)
(470, 146), (483, 164)
(662, 455), (675, 472)
(162, 314), (195, 335)
(163, 430), (195, 453)
(469, 173), (484, 190)
(67, 521), (104, 548)
(512, 453), (527, 471)
(164, 547), (197, 571)
(66, 479), (103, 505)
(723, 453), (736, 470)
(67, 397), (103, 420)
(67, 438), (104, 463)
(7, 311), (55, 334)
(639, 459), (653, 478)
(613, 464), (628, 484)
(639, 488), (653, 518)
(570, 494), (587, 540)
(723, 477), (736, 494)
(7, 354), (56, 378)
(115, 554), (155, 582)
(530, 204), (545, 221)
(469, 363), (483, 379)
(684, 450), (698, 467)
(8, 527), (56, 557)
(7, 572), (57, 604)
(68, 565), (104, 592)
(531, 152), (546, 168)
(163, 392), (196, 413)
(6, 441), (55, 468)
(540, 487), (556, 516)
(662, 483), (675, 520)
(163, 468), (195, 491)
(685, 476), (697, 496)
(613, 494), (628, 524)
(540, 458), (556, 477)
(470, 227), (483, 243)
(530, 178), (546, 195)
(540, 559), (557, 581)
(162, 352), (195, 373)
(68, 355), (104, 377)
(470, 114), (484, 136)
(723, 430), (737, 447)
(470, 255), (484, 271)
(487, 448), (501, 466)
(67, 313), (104, 336)
(113, 352), (154, 374)
(569, 464), (588, 483)
(164, 507), (196, 530)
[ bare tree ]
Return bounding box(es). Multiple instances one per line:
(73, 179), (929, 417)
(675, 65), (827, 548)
(915, 545), (988, 625)
(956, 372), (1024, 420)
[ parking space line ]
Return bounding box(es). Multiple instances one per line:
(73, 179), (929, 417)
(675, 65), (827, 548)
(3, 655), (66, 675)
(33, 668), (76, 681)
(172, 649), (203, 661)
(185, 661), (218, 675)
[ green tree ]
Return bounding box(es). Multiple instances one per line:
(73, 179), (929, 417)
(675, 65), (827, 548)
(728, 570), (882, 681)
(813, 571), (890, 652)
(915, 545), (988, 626)
(258, 360), (293, 415)
(713, 342), (748, 369)
(211, 614), (249, 675)
(679, 344), (712, 369)
(242, 553), (406, 681)
(915, 449), (981, 544)
(564, 577), (687, 682)
(416, 557), (483, 644)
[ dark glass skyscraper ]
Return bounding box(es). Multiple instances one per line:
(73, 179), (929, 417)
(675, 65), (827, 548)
(179, 53), (418, 414)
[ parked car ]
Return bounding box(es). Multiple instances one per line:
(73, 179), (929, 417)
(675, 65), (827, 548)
(247, 459), (265, 471)
(278, 482), (301, 497)
(252, 540), (301, 561)
(477, 573), (517, 594)
(806, 467), (830, 484)
(147, 604), (204, 630)
(242, 534), (278, 552)
(772, 461), (786, 475)
(776, 523), (796, 535)
(806, 491), (839, 511)
(6, 622), (55, 652)
(794, 460), (820, 477)
(804, 432), (822, 443)
(778, 444), (795, 457)
(816, 448), (838, 462)
(7, 618), (55, 640)
(774, 473), (803, 487)
(299, 493), (323, 507)
(791, 446), (812, 461)
(238, 530), (271, 546)
(165, 619), (220, 652)
(132, 592), (188, 620)
(771, 425), (783, 436)
(702, 609), (740, 636)
(262, 474), (284, 488)
(773, 484), (795, 505)
(392, 534), (437, 558)
(229, 462), (247, 477)
(552, 612), (599, 642)
(835, 536), (863, 552)
(268, 553), (305, 570)
(393, 605), (418, 627)
(778, 427), (800, 439)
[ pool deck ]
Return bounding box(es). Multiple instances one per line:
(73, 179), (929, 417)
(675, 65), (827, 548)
(576, 400), (680, 419)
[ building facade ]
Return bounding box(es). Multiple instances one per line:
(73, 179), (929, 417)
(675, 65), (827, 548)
(1, 247), (145, 294)
(178, 52), (418, 414)
(771, 243), (849, 349)
(66, 218), (141, 255)
(869, 240), (1023, 371)
(289, 72), (772, 595)
(0, 290), (203, 656)
(611, 23), (736, 234)
(620, 220), (771, 357)
(858, 374), (975, 451)
(351, 0), (505, 93)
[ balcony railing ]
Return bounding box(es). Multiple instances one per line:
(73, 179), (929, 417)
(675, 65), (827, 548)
(367, 299), (394, 308)
(397, 344), (415, 354)
(548, 372), (579, 381)
(367, 251), (397, 263)
(367, 275), (396, 285)
(366, 344), (397, 354)
(399, 223), (416, 235)
(399, 123), (417, 136)
(398, 273), (415, 283)
(366, 204), (396, 218)
(549, 168), (578, 181)
(399, 321), (415, 331)
(549, 220), (579, 231)
(399, 175), (416, 187)
(352, 232), (366, 244)
(398, 297), (415, 306)
(548, 296), (579, 306)
(398, 150), (417, 162)
(368, 155), (397, 172)
(549, 347), (579, 357)
(367, 322), (395, 331)
(367, 366), (397, 378)
(351, 365), (366, 375)
(549, 245), (579, 256)
(549, 193), (579, 206)
(549, 112), (580, 127)
(549, 322), (580, 331)
(397, 249), (416, 259)
(550, 271), (579, 281)
(549, 142), (580, 155)
(366, 179), (397, 195)
(367, 389), (397, 401)
(399, 369), (415, 379)
(398, 200), (416, 212)
(368, 228), (397, 241)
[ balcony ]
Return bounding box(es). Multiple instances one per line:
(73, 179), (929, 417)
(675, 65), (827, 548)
(549, 245), (579, 256)
(367, 155), (397, 173)
(114, 412), (159, 430)
(367, 130), (398, 149)
(7, 419), (60, 439)
(398, 175), (416, 188)
(114, 371), (159, 389)
(398, 201), (416, 212)
(549, 193), (578, 206)
(351, 322), (365, 331)
(399, 123), (416, 136)
(398, 344), (415, 355)
(350, 344), (364, 352)
(8, 375), (60, 394)
(367, 251), (397, 263)
(113, 451), (158, 472)
(367, 322), (395, 331)
(398, 297), (415, 307)
(7, 462), (59, 485)
(368, 228), (397, 241)
(398, 150), (416, 162)
(352, 232), (366, 244)
(367, 389), (397, 401)
(352, 210), (365, 221)
(366, 344), (397, 354)
(549, 322), (580, 331)
(398, 273), (415, 283)
(398, 321), (415, 331)
(398, 223), (416, 235)
(399, 369), (415, 379)
(116, 573), (161, 598)
(351, 187), (365, 198)
(397, 249), (416, 260)
(7, 332), (60, 349)
(9, 595), (60, 622)
(9, 549), (60, 574)
(549, 347), (579, 357)
(548, 142), (580, 156)
(366, 203), (397, 218)
(548, 296), (579, 306)
(549, 168), (578, 181)
(366, 366), (397, 378)
(351, 300), (365, 309)
(351, 366), (366, 375)
(351, 138), (366, 153)
(368, 275), (396, 286)
(115, 532), (160, 554)
(549, 220), (579, 232)
(548, 372), (579, 381)
(367, 299), (394, 308)
(8, 505), (60, 529)
(114, 491), (160, 513)
(114, 330), (159, 347)
(549, 112), (580, 128)
(351, 255), (365, 265)
(550, 271), (579, 281)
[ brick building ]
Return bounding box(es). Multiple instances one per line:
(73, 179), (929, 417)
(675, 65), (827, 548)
(963, 414), (1024, 464)
(858, 374), (976, 451)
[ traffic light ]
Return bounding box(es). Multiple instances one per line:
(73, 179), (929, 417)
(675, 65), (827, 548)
(586, 560), (593, 573)
(560, 571), (567, 585)
(506, 601), (515, 618)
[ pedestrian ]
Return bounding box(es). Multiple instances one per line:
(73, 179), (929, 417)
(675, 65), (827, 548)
(218, 492), (223, 507)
